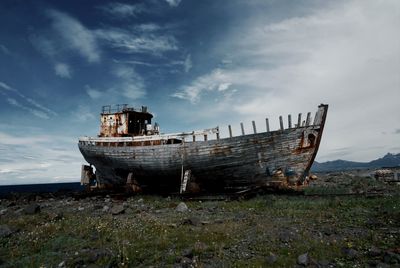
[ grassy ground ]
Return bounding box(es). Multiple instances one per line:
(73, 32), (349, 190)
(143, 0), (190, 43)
(1, 189), (399, 267)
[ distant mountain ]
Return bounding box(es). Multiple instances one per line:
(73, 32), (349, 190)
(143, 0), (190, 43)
(312, 153), (400, 172)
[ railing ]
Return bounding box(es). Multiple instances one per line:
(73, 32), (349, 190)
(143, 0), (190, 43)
(101, 104), (148, 114)
(81, 104), (328, 143)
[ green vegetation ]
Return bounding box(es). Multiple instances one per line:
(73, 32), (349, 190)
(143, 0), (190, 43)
(0, 192), (399, 267)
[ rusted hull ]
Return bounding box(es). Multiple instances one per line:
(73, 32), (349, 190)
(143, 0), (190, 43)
(78, 125), (326, 193)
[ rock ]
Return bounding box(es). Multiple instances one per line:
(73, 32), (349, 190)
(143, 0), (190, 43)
(176, 202), (188, 212)
(383, 251), (400, 264)
(24, 203), (40, 214)
(136, 204), (150, 212)
(369, 246), (382, 257)
(0, 209), (8, 215)
(0, 225), (12, 238)
(297, 253), (309, 266)
(14, 208), (24, 215)
(342, 248), (359, 260)
(194, 241), (208, 252)
(110, 205), (125, 215)
(87, 248), (113, 262)
(182, 217), (200, 226)
(322, 227), (335, 236)
(137, 198), (144, 203)
(266, 252), (277, 264)
(93, 204), (103, 210)
(182, 248), (193, 258)
(58, 260), (66, 267)
(279, 231), (292, 243)
(318, 259), (330, 267)
(376, 262), (391, 268)
(214, 218), (224, 224)
(48, 212), (63, 221)
(78, 207), (85, 211)
(180, 256), (192, 267)
(72, 248), (112, 266)
(102, 205), (110, 212)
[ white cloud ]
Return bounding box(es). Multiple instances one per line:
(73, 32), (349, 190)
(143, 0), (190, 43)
(0, 81), (13, 91)
(54, 62), (71, 78)
(172, 0), (400, 161)
(29, 35), (57, 58)
(34, 10), (179, 63)
(165, 0), (182, 7)
(82, 66), (146, 101)
(0, 44), (11, 55)
(0, 81), (57, 119)
(71, 105), (96, 122)
(184, 54), (192, 73)
(85, 85), (103, 99)
(134, 23), (162, 32)
(96, 27), (178, 55)
(6, 97), (49, 119)
(0, 131), (83, 185)
(99, 2), (145, 18)
(46, 9), (100, 62)
(218, 82), (231, 91)
(172, 68), (233, 103)
(111, 65), (146, 99)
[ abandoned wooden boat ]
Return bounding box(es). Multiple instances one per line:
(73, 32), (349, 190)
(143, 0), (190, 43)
(78, 104), (328, 193)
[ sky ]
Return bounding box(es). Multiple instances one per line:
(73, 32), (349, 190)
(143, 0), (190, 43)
(0, 0), (399, 185)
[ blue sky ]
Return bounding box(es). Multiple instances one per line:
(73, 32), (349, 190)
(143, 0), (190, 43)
(0, 0), (399, 185)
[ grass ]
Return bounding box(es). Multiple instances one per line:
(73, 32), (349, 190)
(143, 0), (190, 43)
(0, 193), (399, 267)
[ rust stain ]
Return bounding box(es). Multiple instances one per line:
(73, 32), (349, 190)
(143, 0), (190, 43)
(210, 145), (232, 156)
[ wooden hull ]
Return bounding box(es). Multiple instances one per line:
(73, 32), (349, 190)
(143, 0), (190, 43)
(78, 104), (328, 193)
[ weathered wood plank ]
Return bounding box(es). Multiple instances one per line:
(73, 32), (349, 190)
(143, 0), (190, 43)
(252, 121), (257, 134)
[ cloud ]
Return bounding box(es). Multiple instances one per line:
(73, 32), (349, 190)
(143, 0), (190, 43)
(6, 97), (49, 119)
(184, 54), (192, 73)
(0, 81), (57, 119)
(70, 105), (96, 122)
(85, 85), (103, 99)
(113, 53), (191, 72)
(99, 2), (145, 18)
(172, 68), (234, 103)
(82, 65), (146, 101)
(113, 59), (156, 67)
(29, 34), (58, 58)
(134, 23), (162, 32)
(395, 129), (400, 134)
(172, 0), (400, 162)
(46, 9), (100, 62)
(0, 81), (13, 91)
(0, 131), (83, 185)
(34, 10), (179, 64)
(95, 27), (178, 55)
(54, 62), (71, 78)
(111, 65), (146, 99)
(0, 44), (11, 55)
(165, 0), (182, 7)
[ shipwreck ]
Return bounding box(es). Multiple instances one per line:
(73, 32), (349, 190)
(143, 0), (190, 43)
(78, 104), (328, 194)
